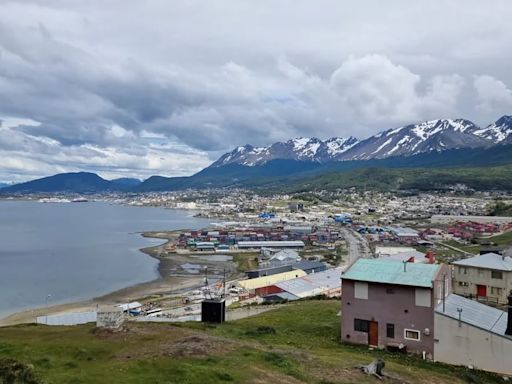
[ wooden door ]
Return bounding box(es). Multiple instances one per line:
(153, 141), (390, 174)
(368, 321), (378, 347)
(476, 284), (487, 297)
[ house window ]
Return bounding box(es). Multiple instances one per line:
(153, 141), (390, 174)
(458, 281), (469, 287)
(491, 287), (503, 296)
(415, 288), (431, 307)
(458, 266), (467, 275)
(354, 282), (368, 300)
(386, 323), (395, 338)
(354, 318), (369, 333)
(404, 329), (421, 341)
(491, 271), (503, 279)
(478, 269), (485, 278)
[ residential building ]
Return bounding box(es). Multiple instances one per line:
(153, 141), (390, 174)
(434, 293), (512, 375)
(341, 259), (450, 358)
(452, 253), (512, 305)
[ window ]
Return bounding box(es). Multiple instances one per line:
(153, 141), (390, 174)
(386, 323), (395, 338)
(458, 266), (467, 275)
(491, 271), (503, 279)
(458, 281), (469, 287)
(404, 329), (420, 341)
(415, 288), (431, 307)
(491, 287), (503, 296)
(354, 318), (369, 333)
(354, 282), (368, 300)
(478, 269), (485, 278)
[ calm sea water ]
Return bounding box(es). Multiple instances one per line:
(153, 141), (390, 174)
(0, 200), (209, 318)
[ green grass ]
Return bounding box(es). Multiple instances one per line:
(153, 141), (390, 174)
(232, 252), (259, 272)
(488, 231), (512, 246)
(0, 301), (503, 383)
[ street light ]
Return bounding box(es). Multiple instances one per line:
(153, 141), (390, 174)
(45, 294), (52, 324)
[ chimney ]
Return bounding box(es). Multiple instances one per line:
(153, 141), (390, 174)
(426, 250), (436, 264)
(506, 290), (512, 337)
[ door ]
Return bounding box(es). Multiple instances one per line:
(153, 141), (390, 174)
(368, 321), (379, 347)
(476, 284), (487, 297)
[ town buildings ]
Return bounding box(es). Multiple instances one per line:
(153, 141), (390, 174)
(452, 253), (512, 305)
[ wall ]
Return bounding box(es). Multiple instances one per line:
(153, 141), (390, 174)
(96, 310), (124, 329)
(434, 313), (512, 375)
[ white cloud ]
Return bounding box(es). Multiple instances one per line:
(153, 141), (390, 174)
(474, 75), (512, 113)
(0, 1), (512, 181)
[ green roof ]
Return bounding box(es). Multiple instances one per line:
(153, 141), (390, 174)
(342, 259), (440, 288)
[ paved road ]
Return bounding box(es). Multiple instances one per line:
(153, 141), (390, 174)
(341, 227), (372, 263)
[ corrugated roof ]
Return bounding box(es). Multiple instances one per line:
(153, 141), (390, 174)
(342, 259), (439, 288)
(435, 294), (510, 339)
(274, 267), (342, 297)
(238, 241), (305, 248)
(452, 253), (512, 271)
(238, 269), (307, 290)
(292, 260), (326, 271)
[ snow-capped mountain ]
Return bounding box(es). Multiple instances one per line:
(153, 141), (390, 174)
(340, 118), (491, 160)
(210, 116), (510, 167)
(471, 115), (512, 144)
(210, 136), (359, 167)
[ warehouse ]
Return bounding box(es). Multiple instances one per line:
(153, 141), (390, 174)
(238, 269), (307, 296)
(431, 215), (512, 224)
(264, 267), (342, 301)
(237, 240), (305, 249)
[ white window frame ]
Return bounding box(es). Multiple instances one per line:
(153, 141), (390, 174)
(404, 328), (421, 341)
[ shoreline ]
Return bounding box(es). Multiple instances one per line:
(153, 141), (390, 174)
(0, 230), (208, 327)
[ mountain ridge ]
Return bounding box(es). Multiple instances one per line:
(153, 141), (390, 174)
(210, 115), (512, 167)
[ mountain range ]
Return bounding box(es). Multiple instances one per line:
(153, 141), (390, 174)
(2, 115), (512, 193)
(211, 116), (512, 167)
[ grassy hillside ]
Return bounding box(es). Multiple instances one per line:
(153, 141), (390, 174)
(0, 301), (502, 384)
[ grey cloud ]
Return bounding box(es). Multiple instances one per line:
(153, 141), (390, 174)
(0, 0), (512, 181)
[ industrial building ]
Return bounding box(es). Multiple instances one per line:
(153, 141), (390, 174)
(264, 267), (342, 301)
(431, 215), (512, 224)
(237, 240), (305, 249)
(238, 269), (307, 295)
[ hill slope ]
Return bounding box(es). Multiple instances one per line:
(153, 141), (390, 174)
(0, 300), (502, 384)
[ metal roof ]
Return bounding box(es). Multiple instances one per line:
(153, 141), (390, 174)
(115, 301), (142, 311)
(37, 311), (97, 325)
(238, 241), (305, 248)
(292, 260), (326, 271)
(452, 253), (512, 271)
(342, 259), (439, 288)
(274, 267), (342, 297)
(238, 269), (307, 290)
(435, 294), (510, 339)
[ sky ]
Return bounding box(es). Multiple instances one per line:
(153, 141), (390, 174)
(1, 0), (512, 182)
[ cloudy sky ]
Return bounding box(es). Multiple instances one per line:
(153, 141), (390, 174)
(1, 0), (512, 182)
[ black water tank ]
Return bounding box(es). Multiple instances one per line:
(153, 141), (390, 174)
(201, 299), (226, 323)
